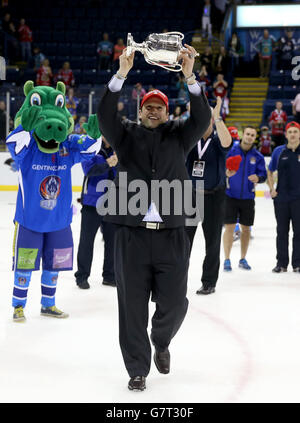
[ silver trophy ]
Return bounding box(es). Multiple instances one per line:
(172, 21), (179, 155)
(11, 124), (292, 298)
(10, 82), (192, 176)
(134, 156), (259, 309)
(126, 32), (199, 72)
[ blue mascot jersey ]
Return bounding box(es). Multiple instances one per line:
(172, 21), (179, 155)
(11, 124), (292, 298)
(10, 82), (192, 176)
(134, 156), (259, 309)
(6, 125), (101, 233)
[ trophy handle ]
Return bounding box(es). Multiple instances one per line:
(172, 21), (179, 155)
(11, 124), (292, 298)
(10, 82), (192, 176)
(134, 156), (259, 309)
(144, 57), (182, 72)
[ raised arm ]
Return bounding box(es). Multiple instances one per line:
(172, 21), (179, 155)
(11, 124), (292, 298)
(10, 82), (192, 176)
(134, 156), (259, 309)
(97, 48), (135, 150)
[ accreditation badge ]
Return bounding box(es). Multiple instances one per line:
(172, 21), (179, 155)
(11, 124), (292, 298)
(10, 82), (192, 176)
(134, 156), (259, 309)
(192, 160), (205, 177)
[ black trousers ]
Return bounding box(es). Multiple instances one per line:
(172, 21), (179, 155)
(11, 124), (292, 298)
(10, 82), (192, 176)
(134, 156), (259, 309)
(274, 199), (300, 269)
(114, 225), (190, 378)
(75, 205), (116, 283)
(185, 188), (225, 288)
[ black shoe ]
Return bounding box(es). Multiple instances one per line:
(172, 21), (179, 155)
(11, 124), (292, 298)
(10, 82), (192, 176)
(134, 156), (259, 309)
(76, 279), (90, 289)
(102, 280), (116, 287)
(196, 286), (215, 295)
(293, 267), (300, 273)
(272, 266), (287, 273)
(128, 376), (146, 391)
(154, 348), (170, 374)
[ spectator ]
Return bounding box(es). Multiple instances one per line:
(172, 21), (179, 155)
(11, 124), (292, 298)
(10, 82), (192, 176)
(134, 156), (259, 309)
(112, 38), (125, 72)
(197, 65), (211, 97)
(2, 12), (18, 62)
(292, 92), (300, 124)
(214, 45), (229, 77)
(66, 87), (80, 122)
(55, 61), (75, 89)
(36, 58), (53, 86)
(257, 29), (275, 78)
(97, 32), (113, 70)
(201, 0), (212, 41)
(181, 102), (190, 121)
(31, 45), (46, 71)
(131, 82), (146, 102)
(268, 101), (288, 147)
(117, 101), (127, 121)
(74, 116), (87, 134)
(74, 136), (118, 289)
(200, 46), (213, 76)
(18, 18), (32, 62)
(0, 100), (7, 143)
(277, 28), (296, 70)
(258, 125), (274, 156)
(176, 75), (189, 103)
(228, 32), (244, 76)
(213, 73), (228, 99)
(169, 105), (182, 121)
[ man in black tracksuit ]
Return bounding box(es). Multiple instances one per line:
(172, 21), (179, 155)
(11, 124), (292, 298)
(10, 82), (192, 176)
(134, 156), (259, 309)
(97, 46), (211, 391)
(185, 96), (232, 295)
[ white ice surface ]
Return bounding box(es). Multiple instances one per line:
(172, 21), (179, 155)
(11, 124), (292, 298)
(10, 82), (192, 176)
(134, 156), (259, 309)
(0, 191), (300, 404)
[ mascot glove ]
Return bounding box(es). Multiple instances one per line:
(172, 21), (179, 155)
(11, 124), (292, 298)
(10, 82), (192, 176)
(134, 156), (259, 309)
(82, 114), (101, 140)
(21, 105), (43, 132)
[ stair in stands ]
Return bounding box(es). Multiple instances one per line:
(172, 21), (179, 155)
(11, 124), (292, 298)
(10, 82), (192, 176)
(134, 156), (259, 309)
(226, 77), (269, 129)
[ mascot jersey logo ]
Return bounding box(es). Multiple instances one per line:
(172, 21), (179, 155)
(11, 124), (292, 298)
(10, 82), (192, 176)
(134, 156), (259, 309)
(39, 175), (61, 210)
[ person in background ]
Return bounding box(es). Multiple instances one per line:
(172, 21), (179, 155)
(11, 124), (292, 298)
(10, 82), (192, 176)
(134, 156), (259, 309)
(74, 116), (87, 134)
(65, 87), (80, 122)
(269, 101), (287, 147)
(186, 97), (232, 295)
(267, 121), (300, 273)
(200, 46), (213, 77)
(112, 38), (125, 72)
(131, 82), (146, 102)
(75, 136), (118, 289)
(223, 126), (267, 271)
(0, 100), (7, 143)
(214, 45), (228, 77)
(97, 32), (113, 70)
(292, 91), (300, 125)
(18, 18), (32, 62)
(36, 58), (53, 86)
(55, 61), (75, 89)
(201, 0), (212, 42)
(258, 125), (274, 156)
(117, 101), (127, 121)
(258, 29), (275, 78)
(228, 32), (244, 78)
(169, 105), (182, 121)
(277, 28), (296, 70)
(31, 46), (46, 71)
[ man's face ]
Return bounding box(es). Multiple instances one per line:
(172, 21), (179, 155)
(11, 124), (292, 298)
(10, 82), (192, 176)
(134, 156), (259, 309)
(264, 30), (269, 38)
(286, 127), (300, 144)
(139, 98), (168, 129)
(276, 102), (282, 110)
(241, 127), (257, 148)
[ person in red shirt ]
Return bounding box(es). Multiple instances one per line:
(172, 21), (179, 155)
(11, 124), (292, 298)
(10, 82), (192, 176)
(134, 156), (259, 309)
(213, 73), (228, 99)
(112, 38), (125, 72)
(258, 125), (274, 156)
(268, 101), (287, 147)
(55, 61), (75, 89)
(36, 58), (53, 86)
(18, 18), (33, 61)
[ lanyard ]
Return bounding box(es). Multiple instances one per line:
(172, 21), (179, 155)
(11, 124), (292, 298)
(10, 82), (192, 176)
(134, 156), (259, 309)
(197, 137), (211, 160)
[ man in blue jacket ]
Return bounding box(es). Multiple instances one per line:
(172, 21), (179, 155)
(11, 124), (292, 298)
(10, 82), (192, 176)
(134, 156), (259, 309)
(267, 121), (300, 273)
(223, 126), (267, 271)
(74, 136), (118, 289)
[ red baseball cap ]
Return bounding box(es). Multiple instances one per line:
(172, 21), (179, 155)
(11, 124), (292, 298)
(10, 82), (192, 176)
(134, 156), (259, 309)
(140, 89), (169, 111)
(227, 126), (240, 140)
(285, 121), (300, 131)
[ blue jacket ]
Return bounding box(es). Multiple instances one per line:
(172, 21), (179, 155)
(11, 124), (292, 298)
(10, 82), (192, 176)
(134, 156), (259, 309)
(81, 144), (117, 207)
(226, 144), (267, 200)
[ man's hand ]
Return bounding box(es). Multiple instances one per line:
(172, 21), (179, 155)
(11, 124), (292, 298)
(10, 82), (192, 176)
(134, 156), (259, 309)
(270, 188), (278, 198)
(106, 153), (118, 167)
(248, 174), (259, 183)
(21, 105), (42, 132)
(226, 169), (237, 177)
(178, 44), (198, 79)
(212, 96), (222, 121)
(118, 48), (135, 78)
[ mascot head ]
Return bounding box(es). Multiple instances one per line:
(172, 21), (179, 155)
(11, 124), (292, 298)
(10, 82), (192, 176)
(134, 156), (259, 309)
(14, 81), (74, 153)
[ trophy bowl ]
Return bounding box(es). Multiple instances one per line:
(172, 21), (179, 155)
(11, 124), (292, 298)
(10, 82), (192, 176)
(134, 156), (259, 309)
(126, 32), (198, 72)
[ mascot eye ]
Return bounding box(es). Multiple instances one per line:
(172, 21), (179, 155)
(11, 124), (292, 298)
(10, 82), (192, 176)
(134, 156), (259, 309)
(30, 93), (41, 106)
(55, 94), (64, 108)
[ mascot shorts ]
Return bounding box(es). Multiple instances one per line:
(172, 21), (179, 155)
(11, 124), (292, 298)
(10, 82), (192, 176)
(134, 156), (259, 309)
(12, 222), (73, 271)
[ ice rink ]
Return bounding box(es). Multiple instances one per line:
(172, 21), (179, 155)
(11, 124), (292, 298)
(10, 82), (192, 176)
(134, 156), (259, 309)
(0, 191), (300, 404)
